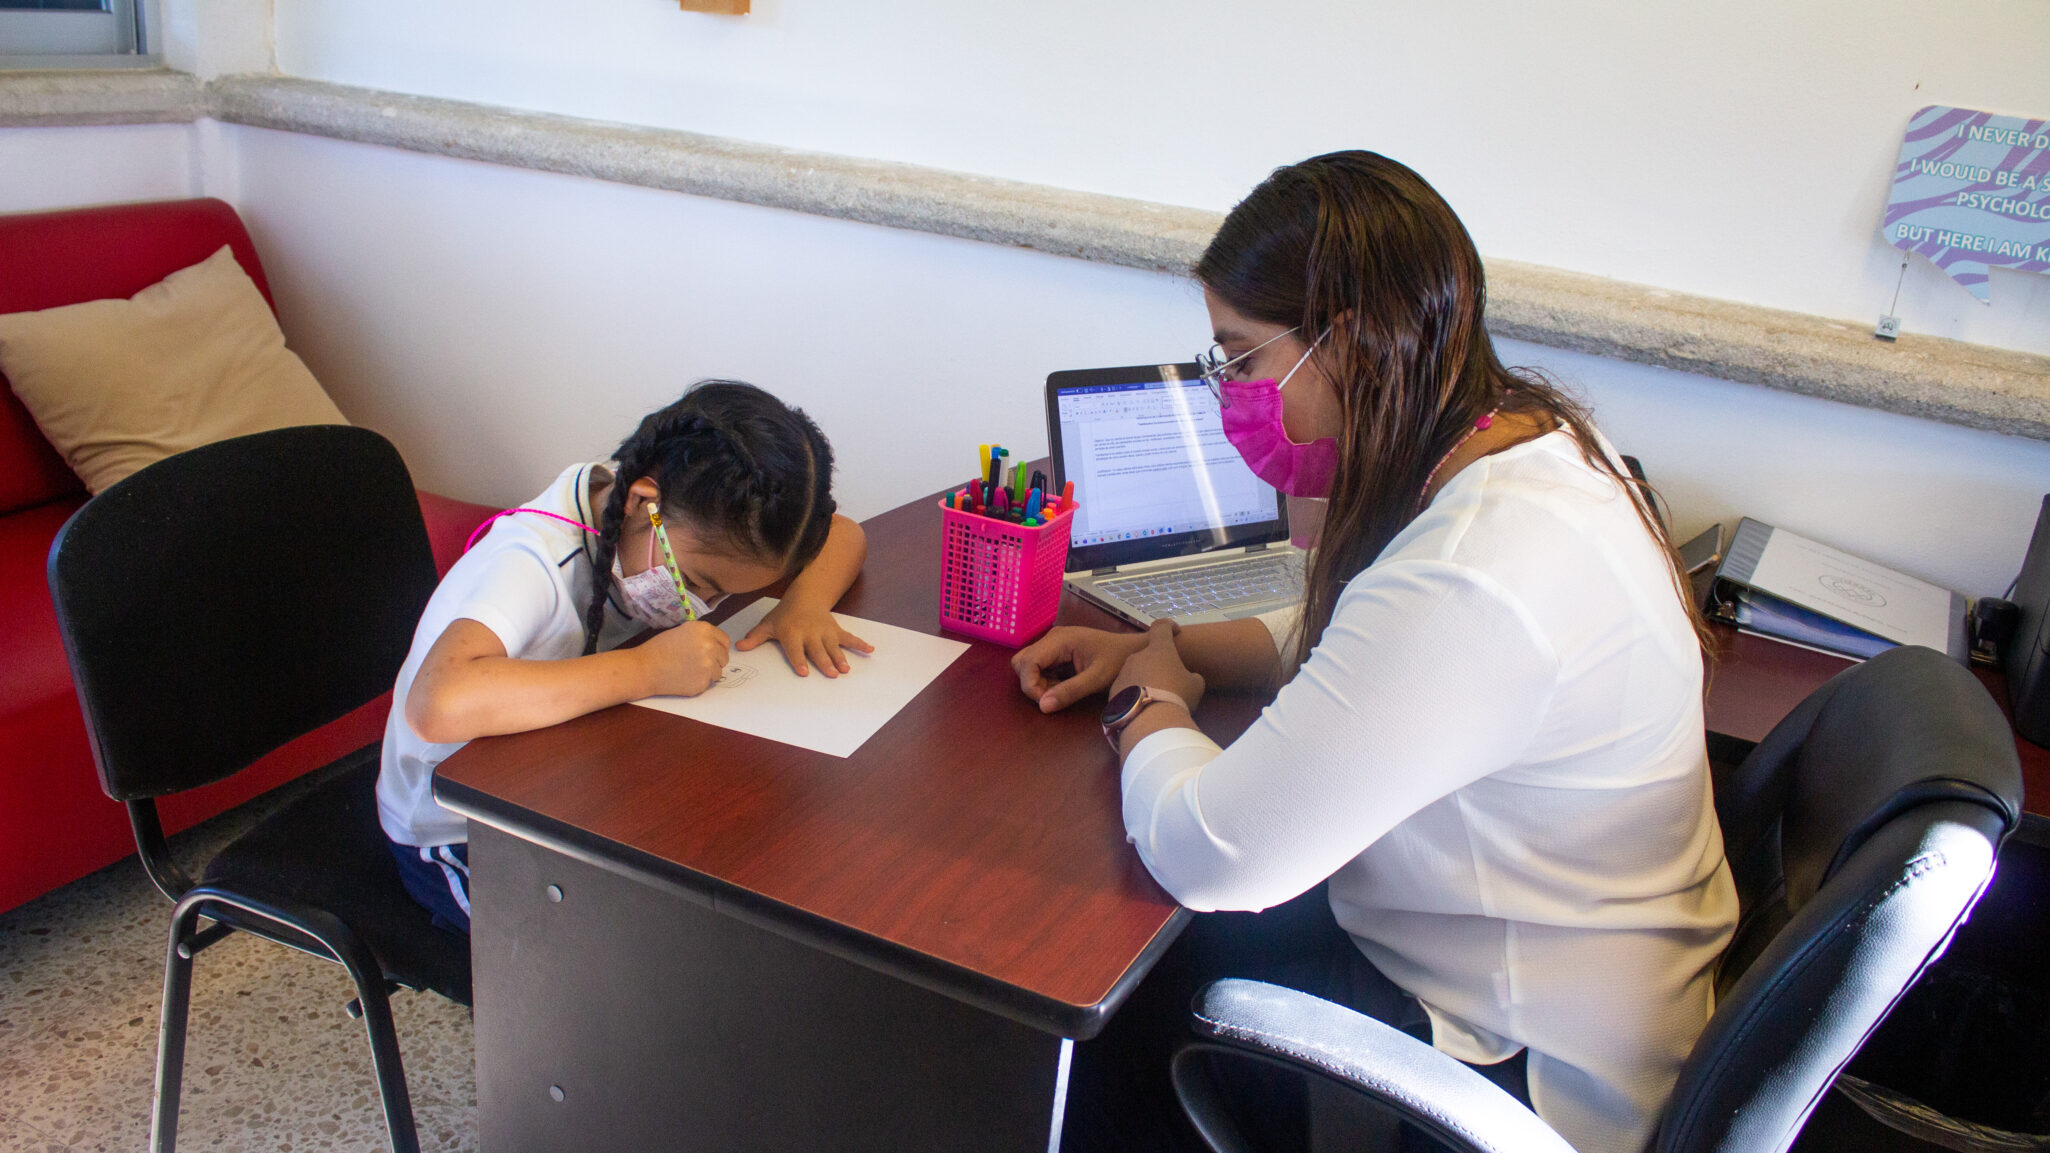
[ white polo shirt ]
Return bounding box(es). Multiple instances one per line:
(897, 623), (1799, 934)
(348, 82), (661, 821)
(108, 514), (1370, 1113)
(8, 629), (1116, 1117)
(1122, 431), (1738, 1153)
(377, 462), (640, 848)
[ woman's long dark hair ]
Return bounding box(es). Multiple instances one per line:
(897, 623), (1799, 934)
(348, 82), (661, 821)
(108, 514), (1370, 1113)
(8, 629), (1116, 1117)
(581, 380), (836, 654)
(1195, 151), (1708, 672)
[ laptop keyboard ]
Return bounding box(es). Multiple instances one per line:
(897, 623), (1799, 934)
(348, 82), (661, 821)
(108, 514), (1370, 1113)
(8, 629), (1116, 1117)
(1098, 553), (1305, 619)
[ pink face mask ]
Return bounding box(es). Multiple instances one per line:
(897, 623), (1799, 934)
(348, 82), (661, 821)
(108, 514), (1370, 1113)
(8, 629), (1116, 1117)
(1217, 338), (1338, 498)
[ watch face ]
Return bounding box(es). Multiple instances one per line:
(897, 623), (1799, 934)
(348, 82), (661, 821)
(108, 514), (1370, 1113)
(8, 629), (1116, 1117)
(1102, 684), (1145, 727)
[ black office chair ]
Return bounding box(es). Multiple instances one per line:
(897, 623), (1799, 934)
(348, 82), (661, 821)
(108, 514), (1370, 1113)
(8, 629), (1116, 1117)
(46, 425), (472, 1153)
(1170, 644), (2023, 1153)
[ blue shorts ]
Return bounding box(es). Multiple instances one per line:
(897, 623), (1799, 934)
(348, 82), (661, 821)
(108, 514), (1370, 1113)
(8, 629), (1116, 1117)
(388, 839), (471, 935)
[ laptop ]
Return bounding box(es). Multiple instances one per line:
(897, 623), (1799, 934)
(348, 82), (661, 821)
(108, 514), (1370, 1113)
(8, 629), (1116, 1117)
(1047, 362), (1306, 627)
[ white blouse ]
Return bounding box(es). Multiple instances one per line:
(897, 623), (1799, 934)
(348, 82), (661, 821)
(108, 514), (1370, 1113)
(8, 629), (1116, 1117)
(1122, 430), (1738, 1153)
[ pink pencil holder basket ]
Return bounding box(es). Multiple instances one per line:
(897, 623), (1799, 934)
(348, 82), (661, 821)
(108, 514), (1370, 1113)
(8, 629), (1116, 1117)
(937, 500), (1078, 646)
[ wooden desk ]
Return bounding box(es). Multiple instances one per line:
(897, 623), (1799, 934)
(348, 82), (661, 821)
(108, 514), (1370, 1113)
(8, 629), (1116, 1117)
(1705, 627), (2050, 816)
(433, 490), (1271, 1153)
(435, 480), (2043, 1152)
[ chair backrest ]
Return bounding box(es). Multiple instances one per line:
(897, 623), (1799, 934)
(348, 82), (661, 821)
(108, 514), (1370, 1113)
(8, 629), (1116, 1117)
(0, 198), (273, 517)
(48, 425), (438, 801)
(1654, 644), (2022, 1153)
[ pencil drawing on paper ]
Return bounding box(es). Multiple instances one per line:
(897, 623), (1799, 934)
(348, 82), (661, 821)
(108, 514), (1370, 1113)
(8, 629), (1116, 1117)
(711, 662), (759, 691)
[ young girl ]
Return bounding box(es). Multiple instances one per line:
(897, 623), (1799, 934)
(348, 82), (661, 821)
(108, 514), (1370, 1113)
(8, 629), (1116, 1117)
(377, 380), (870, 933)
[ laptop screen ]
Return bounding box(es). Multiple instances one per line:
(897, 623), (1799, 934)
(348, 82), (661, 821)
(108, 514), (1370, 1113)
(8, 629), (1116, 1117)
(1046, 363), (1289, 573)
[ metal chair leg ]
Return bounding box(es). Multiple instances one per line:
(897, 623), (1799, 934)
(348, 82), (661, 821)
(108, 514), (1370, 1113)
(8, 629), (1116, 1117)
(149, 900), (207, 1153)
(347, 966), (421, 1153)
(151, 887), (426, 1153)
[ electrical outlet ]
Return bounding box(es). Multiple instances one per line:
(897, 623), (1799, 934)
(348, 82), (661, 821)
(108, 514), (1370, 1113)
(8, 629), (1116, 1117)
(1874, 315), (1901, 341)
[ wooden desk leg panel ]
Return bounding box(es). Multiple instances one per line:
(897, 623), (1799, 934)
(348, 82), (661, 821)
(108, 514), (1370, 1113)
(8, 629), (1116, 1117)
(471, 825), (1071, 1153)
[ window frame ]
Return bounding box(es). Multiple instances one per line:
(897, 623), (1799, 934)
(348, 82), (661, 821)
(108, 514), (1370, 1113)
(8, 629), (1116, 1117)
(0, 0), (155, 70)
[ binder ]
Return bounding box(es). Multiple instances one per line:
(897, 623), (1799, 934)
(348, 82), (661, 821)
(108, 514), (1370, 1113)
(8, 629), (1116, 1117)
(1708, 518), (1968, 662)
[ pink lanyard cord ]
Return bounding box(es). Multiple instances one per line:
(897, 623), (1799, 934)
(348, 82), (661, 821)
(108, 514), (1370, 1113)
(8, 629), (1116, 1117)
(463, 507), (599, 553)
(1417, 409), (1498, 513)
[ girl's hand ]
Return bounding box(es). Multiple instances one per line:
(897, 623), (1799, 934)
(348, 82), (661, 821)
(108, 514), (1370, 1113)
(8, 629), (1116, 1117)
(639, 620), (732, 697)
(736, 600), (875, 677)
(1110, 620), (1206, 714)
(1012, 625), (1153, 713)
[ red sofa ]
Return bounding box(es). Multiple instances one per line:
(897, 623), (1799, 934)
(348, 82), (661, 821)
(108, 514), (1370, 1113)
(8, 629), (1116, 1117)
(0, 198), (497, 913)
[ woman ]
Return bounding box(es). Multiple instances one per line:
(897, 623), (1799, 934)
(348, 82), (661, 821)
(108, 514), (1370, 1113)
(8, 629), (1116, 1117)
(1017, 152), (1737, 1153)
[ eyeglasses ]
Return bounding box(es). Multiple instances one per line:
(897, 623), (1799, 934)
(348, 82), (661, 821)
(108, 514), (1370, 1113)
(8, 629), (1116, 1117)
(1194, 327), (1303, 404)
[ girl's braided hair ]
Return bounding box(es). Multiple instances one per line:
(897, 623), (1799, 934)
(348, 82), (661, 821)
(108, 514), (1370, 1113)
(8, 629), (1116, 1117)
(581, 380), (836, 654)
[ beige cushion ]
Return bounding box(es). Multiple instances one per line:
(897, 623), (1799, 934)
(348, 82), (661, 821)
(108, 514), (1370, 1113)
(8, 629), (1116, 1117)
(0, 245), (348, 494)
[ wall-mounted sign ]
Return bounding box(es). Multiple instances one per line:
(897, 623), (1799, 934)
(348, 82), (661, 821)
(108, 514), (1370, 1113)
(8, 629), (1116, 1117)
(1884, 105), (2049, 303)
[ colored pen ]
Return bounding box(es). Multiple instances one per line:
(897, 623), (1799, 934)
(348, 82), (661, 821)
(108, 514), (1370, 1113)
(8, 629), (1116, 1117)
(1060, 480), (1075, 509)
(994, 487), (1010, 515)
(1026, 488), (1043, 520)
(978, 445), (989, 480)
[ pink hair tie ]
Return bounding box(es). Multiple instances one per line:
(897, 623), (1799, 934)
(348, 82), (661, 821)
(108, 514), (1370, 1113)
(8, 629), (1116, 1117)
(463, 508), (599, 553)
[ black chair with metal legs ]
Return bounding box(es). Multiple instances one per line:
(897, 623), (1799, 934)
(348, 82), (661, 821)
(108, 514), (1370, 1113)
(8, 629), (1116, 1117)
(1170, 644), (2023, 1153)
(47, 425), (472, 1153)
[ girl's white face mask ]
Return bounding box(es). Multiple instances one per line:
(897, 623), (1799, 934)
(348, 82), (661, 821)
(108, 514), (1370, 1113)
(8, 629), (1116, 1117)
(611, 505), (710, 628)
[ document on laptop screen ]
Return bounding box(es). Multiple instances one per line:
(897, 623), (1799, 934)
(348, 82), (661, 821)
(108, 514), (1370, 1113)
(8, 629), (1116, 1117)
(1057, 378), (1278, 548)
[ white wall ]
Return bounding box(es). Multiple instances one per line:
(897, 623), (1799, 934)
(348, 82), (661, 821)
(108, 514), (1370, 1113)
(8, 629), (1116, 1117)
(0, 123), (202, 213)
(268, 0), (2050, 357)
(14, 0), (2050, 600)
(157, 0), (274, 80)
(203, 126), (2049, 598)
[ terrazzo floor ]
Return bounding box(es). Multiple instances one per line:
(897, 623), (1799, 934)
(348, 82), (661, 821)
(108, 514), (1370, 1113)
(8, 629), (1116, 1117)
(0, 775), (477, 1153)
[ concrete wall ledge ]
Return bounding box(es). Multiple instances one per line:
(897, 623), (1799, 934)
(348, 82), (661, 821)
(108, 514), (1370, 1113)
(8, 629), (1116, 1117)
(7, 70), (2049, 440)
(0, 68), (201, 126)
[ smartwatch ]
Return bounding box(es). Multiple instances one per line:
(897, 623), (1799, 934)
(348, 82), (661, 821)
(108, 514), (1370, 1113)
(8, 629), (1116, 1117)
(1100, 685), (1190, 752)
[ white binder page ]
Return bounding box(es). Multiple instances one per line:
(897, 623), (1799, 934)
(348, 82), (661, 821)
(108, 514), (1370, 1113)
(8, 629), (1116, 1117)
(630, 598), (968, 758)
(1747, 529), (1954, 650)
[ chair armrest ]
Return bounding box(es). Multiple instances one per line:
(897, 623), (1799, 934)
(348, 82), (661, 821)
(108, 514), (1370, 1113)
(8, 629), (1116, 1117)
(1175, 979), (1575, 1153)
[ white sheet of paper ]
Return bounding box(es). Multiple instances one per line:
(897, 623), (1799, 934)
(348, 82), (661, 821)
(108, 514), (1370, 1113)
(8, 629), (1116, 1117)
(630, 598), (968, 758)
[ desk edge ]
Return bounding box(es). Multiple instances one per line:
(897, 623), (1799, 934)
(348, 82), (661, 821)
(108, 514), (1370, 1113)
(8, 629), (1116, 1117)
(436, 775), (1191, 1039)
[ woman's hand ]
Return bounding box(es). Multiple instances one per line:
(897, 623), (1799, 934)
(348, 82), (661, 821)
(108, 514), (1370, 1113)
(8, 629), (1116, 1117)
(736, 599), (874, 677)
(639, 620), (733, 697)
(1012, 625), (1152, 713)
(1111, 620), (1207, 714)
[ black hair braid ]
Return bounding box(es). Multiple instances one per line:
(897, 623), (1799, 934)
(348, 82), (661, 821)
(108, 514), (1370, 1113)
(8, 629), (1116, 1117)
(578, 381), (838, 655)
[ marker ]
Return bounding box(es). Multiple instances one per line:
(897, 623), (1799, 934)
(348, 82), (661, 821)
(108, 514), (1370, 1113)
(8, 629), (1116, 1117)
(1025, 488), (1043, 520)
(1060, 481), (1075, 509)
(994, 487), (1011, 515)
(978, 444), (990, 481)
(1031, 469), (1047, 493)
